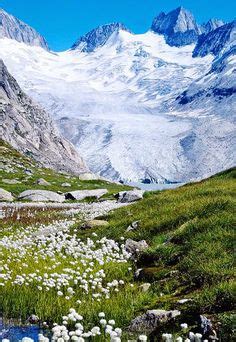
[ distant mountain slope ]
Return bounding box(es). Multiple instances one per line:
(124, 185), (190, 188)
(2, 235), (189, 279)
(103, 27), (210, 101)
(0, 8), (49, 50)
(0, 59), (88, 175)
(71, 22), (130, 52)
(201, 19), (224, 34)
(193, 20), (236, 57)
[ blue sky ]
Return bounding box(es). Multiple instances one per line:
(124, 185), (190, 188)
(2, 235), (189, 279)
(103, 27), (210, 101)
(1, 0), (235, 51)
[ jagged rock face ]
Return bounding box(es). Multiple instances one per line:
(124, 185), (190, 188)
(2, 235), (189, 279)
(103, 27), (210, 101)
(0, 59), (88, 175)
(151, 7), (201, 46)
(71, 22), (130, 52)
(201, 19), (224, 34)
(193, 21), (236, 57)
(0, 9), (49, 50)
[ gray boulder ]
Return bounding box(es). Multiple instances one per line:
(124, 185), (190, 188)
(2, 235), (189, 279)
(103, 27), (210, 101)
(61, 182), (71, 187)
(18, 190), (65, 202)
(65, 189), (108, 201)
(79, 173), (99, 181)
(115, 189), (144, 203)
(126, 220), (139, 232)
(35, 178), (51, 186)
(125, 239), (149, 255)
(0, 188), (14, 201)
(139, 283), (151, 293)
(129, 309), (181, 332)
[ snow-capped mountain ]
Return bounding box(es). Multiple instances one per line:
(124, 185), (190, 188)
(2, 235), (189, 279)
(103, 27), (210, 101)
(0, 7), (235, 183)
(151, 7), (201, 46)
(0, 8), (49, 50)
(0, 59), (88, 175)
(71, 23), (130, 52)
(193, 20), (236, 57)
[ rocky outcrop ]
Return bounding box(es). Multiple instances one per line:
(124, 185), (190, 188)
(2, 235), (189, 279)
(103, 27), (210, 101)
(18, 190), (65, 202)
(201, 19), (224, 35)
(0, 9), (49, 50)
(115, 190), (144, 203)
(129, 309), (181, 332)
(0, 59), (88, 176)
(125, 239), (149, 255)
(65, 189), (108, 201)
(193, 21), (235, 57)
(151, 7), (201, 46)
(0, 188), (14, 201)
(71, 23), (130, 52)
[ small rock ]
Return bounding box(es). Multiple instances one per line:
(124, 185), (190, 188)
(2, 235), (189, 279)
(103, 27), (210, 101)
(129, 309), (181, 332)
(2, 179), (21, 184)
(115, 189), (144, 203)
(61, 182), (71, 187)
(177, 298), (192, 304)
(0, 188), (14, 201)
(81, 220), (109, 229)
(125, 239), (149, 256)
(79, 173), (99, 181)
(28, 314), (39, 324)
(134, 268), (143, 279)
(24, 169), (33, 175)
(139, 283), (151, 292)
(35, 178), (51, 186)
(65, 189), (108, 201)
(126, 220), (139, 232)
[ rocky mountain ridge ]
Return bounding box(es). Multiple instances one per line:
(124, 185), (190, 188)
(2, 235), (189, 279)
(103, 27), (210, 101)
(0, 8), (49, 50)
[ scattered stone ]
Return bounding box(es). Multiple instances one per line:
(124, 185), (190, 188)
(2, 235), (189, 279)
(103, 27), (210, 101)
(28, 314), (39, 324)
(115, 189), (144, 203)
(0, 188), (14, 201)
(79, 173), (99, 181)
(61, 182), (71, 187)
(177, 298), (192, 304)
(35, 178), (51, 186)
(125, 239), (149, 256)
(81, 220), (109, 229)
(200, 315), (213, 336)
(65, 189), (108, 201)
(18, 190), (65, 202)
(129, 309), (181, 332)
(24, 169), (33, 175)
(126, 220), (139, 232)
(139, 283), (151, 292)
(2, 178), (21, 184)
(134, 268), (143, 279)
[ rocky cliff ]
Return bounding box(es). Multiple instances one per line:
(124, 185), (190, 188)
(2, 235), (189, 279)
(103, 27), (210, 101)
(0, 8), (49, 50)
(0, 59), (88, 175)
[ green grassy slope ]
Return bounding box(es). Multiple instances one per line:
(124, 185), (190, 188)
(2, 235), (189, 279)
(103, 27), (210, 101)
(81, 168), (235, 339)
(0, 140), (130, 199)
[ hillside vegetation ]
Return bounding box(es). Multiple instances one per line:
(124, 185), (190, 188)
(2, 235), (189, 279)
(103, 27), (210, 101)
(0, 139), (130, 199)
(0, 139), (235, 340)
(82, 168), (235, 339)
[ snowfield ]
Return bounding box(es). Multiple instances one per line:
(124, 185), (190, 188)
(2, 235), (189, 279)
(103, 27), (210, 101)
(0, 30), (235, 183)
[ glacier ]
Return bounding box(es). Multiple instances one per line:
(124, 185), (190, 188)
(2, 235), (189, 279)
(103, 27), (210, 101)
(0, 8), (235, 183)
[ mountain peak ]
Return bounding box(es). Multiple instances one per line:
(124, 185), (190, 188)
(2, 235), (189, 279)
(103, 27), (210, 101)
(71, 22), (130, 52)
(151, 7), (201, 46)
(0, 8), (49, 50)
(193, 20), (236, 57)
(202, 18), (225, 34)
